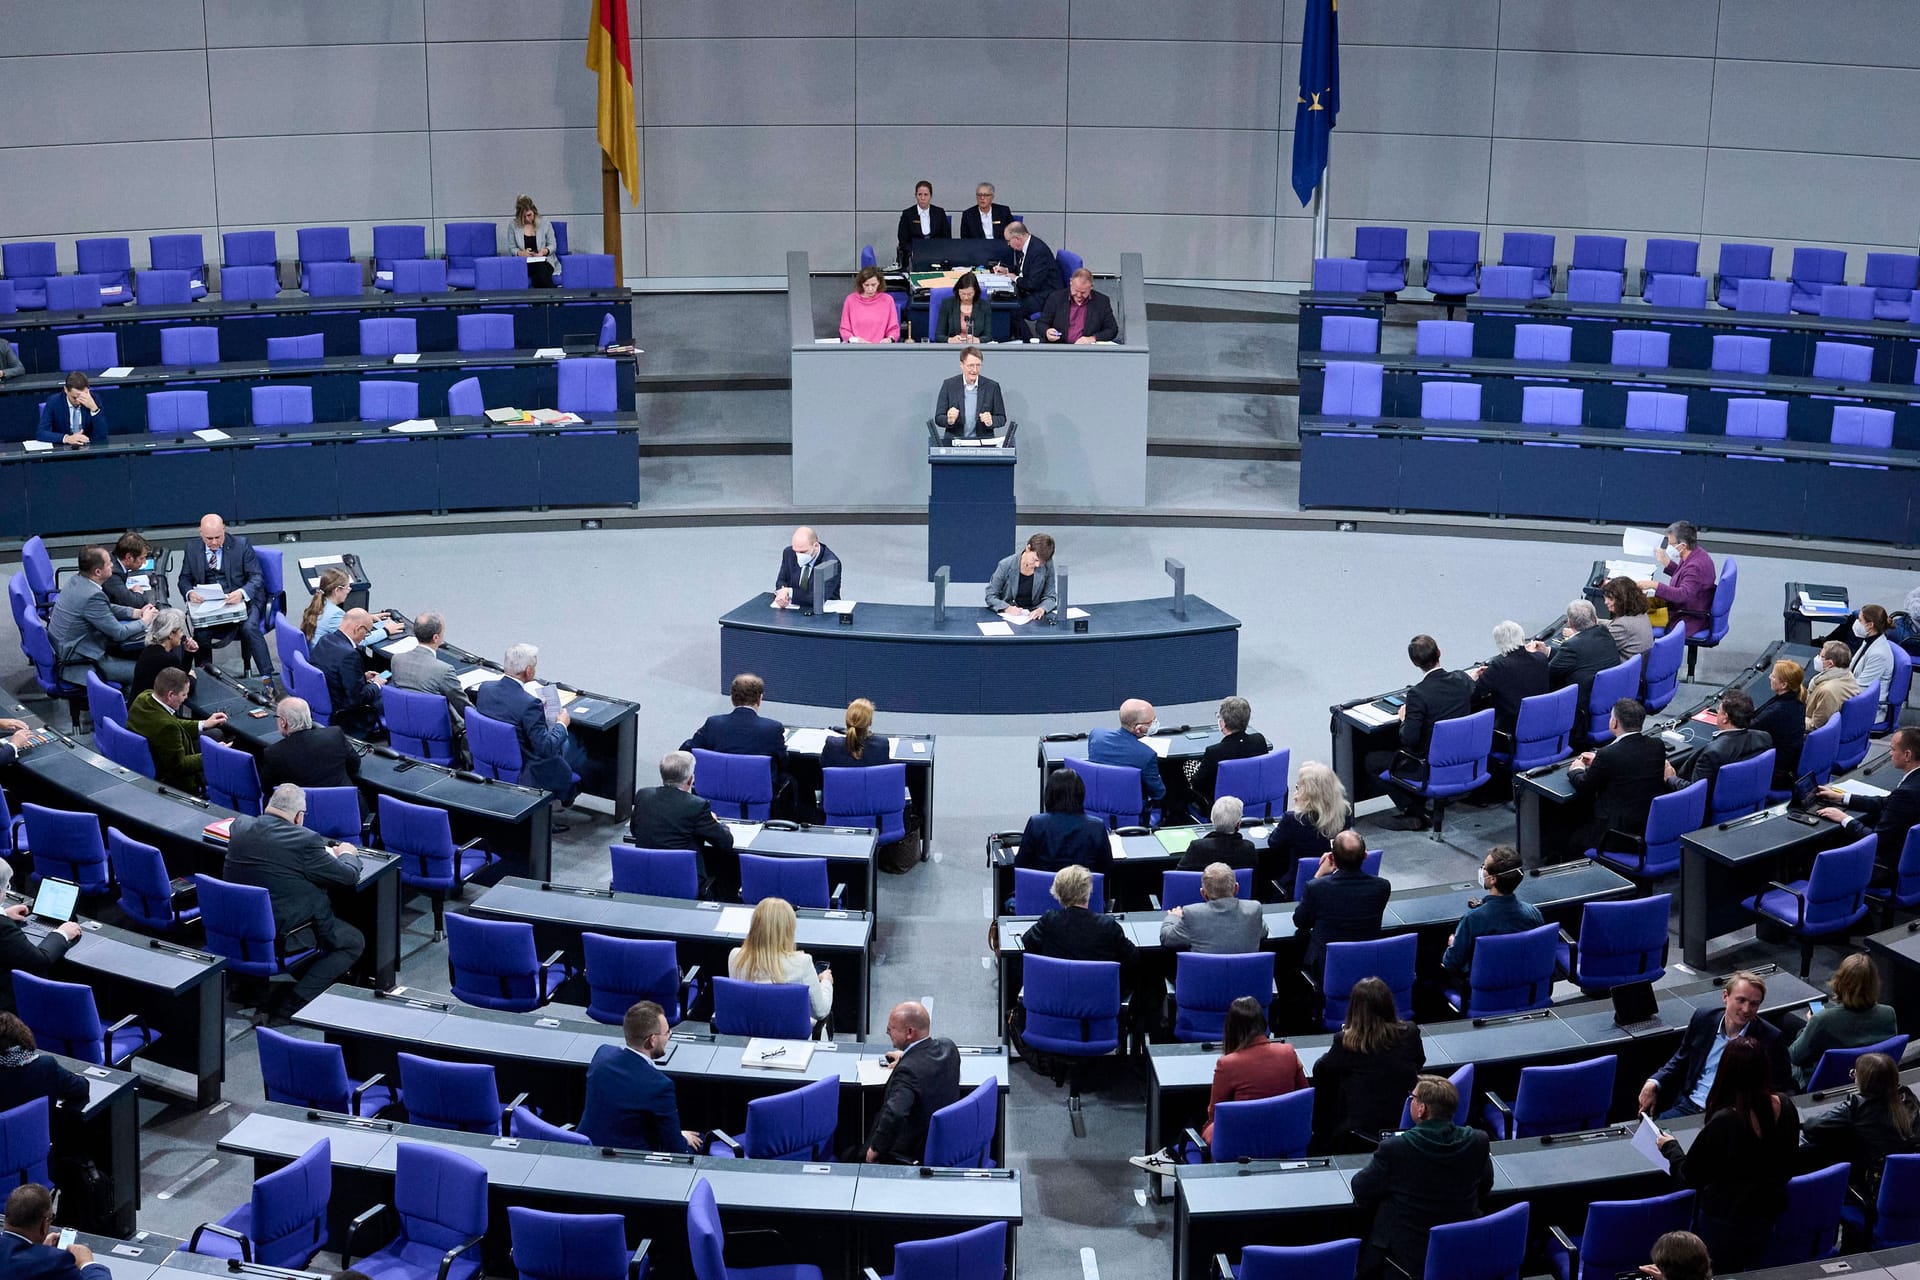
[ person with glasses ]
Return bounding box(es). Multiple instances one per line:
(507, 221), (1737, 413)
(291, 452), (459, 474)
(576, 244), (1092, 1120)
(959, 182), (1012, 241)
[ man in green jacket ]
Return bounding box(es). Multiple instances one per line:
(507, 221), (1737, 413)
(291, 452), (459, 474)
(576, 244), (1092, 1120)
(125, 667), (227, 793)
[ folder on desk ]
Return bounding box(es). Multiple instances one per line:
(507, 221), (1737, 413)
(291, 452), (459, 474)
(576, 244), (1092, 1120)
(1797, 591), (1850, 616)
(787, 727), (830, 754)
(1108, 831), (1130, 861)
(1154, 827), (1200, 857)
(1348, 702), (1397, 729)
(742, 1038), (814, 1070)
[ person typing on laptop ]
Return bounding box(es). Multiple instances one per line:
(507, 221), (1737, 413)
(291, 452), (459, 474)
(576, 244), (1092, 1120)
(0, 866), (82, 1015)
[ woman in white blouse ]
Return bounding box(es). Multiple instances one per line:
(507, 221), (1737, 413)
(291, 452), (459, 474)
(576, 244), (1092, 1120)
(727, 897), (833, 1020)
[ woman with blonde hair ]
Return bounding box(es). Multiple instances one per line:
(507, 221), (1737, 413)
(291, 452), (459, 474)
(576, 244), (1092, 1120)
(131, 607), (195, 699)
(1266, 761), (1353, 884)
(1787, 952), (1897, 1087)
(822, 697), (892, 768)
(301, 567), (351, 643)
(1752, 658), (1807, 793)
(727, 896), (833, 1020)
(504, 194), (557, 287)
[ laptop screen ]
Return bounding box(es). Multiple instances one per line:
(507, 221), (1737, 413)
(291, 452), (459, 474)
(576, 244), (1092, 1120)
(32, 878), (79, 925)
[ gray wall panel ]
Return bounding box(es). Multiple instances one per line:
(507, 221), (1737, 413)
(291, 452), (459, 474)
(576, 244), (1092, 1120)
(424, 0), (631, 42)
(1710, 61), (1920, 159)
(1069, 41), (1284, 130)
(1494, 53), (1713, 146)
(1715, 0), (1920, 68)
(1070, 0), (1287, 42)
(644, 128), (852, 212)
(1329, 134), (1491, 225)
(425, 42), (599, 130)
(643, 39), (853, 126)
(1338, 0), (1497, 48)
(858, 40), (1066, 125)
(1067, 129), (1278, 217)
(1334, 46), (1495, 136)
(2, 52), (210, 147)
(641, 0), (853, 39)
(209, 45), (428, 137)
(854, 127), (1066, 214)
(204, 0), (425, 47)
(214, 134), (433, 225)
(860, 0), (1066, 38)
(0, 142), (216, 238)
(1704, 150), (1920, 247)
(648, 214), (849, 277)
(429, 129), (609, 221)
(0, 0), (205, 56)
(1499, 0), (1719, 56)
(1489, 140), (1706, 232)
(1064, 215), (1276, 280)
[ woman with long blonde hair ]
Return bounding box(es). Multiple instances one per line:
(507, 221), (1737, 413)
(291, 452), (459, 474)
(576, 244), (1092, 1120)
(727, 897), (833, 1019)
(300, 567), (350, 642)
(1266, 761), (1352, 888)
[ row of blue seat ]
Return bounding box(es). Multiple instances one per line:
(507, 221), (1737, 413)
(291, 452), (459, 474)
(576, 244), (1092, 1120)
(47, 313), (616, 372)
(1318, 227), (1920, 319)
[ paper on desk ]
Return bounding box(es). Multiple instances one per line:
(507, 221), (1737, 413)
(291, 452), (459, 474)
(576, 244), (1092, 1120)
(384, 636), (420, 657)
(814, 338), (842, 344)
(192, 428), (230, 442)
(823, 600), (856, 614)
(1143, 735), (1172, 758)
(1109, 831), (1130, 861)
(1630, 1114), (1670, 1171)
(713, 905), (754, 935)
(725, 822), (763, 849)
(857, 1057), (893, 1087)
(788, 727), (830, 754)
(1834, 779), (1890, 799)
(388, 419), (437, 433)
(390, 353), (420, 365)
(534, 347), (566, 360)
(298, 556), (342, 570)
(375, 271), (393, 282)
(99, 366), (133, 378)
(1798, 591), (1850, 615)
(1348, 702), (1398, 728)
(1606, 560), (1657, 583)
(949, 438), (983, 448)
(889, 736), (927, 756)
(978, 621), (1015, 636)
(1065, 607), (1090, 619)
(1622, 527), (1666, 559)
(22, 441), (53, 452)
(457, 668), (495, 691)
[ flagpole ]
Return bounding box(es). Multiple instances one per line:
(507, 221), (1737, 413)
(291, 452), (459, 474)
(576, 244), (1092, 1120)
(1312, 160), (1330, 262)
(602, 155), (624, 285)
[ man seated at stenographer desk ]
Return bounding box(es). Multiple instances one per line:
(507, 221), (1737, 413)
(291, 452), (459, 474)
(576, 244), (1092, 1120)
(772, 526), (840, 608)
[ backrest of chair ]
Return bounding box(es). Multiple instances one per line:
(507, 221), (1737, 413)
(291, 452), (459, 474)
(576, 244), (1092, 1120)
(373, 224), (427, 271)
(557, 357), (619, 414)
(1511, 685), (1578, 769)
(1831, 405), (1895, 448)
(1465, 922), (1559, 1015)
(463, 707), (524, 780)
(445, 913), (542, 1010)
(1426, 709), (1495, 791)
(223, 230), (279, 268)
(1587, 659), (1644, 737)
(1791, 246), (1846, 286)
(150, 233), (207, 274)
(1419, 380), (1482, 422)
(393, 258), (449, 293)
(1705, 557), (1737, 641)
(564, 253), (618, 288)
(1643, 238), (1700, 281)
(1574, 894), (1670, 988)
(1501, 231), (1554, 274)
(1763, 1162), (1849, 1265)
(1624, 390), (1686, 433)
(1645, 274), (1708, 308)
(1320, 314), (1379, 353)
(457, 312), (515, 351)
(1806, 1033), (1909, 1093)
(13, 972), (105, 1062)
(1215, 749), (1289, 818)
(159, 326), (220, 367)
(1294, 850), (1382, 901)
(1019, 956), (1121, 1054)
(1873, 1155), (1920, 1244)
(1012, 867), (1105, 915)
(108, 828), (176, 928)
(1610, 329), (1669, 368)
(266, 333), (324, 361)
(1724, 398), (1787, 440)
(1572, 236), (1626, 273)
(1708, 749), (1773, 821)
(1865, 252), (1919, 292)
(359, 317), (417, 357)
(742, 1073), (839, 1160)
(1639, 780), (1707, 873)
(583, 933), (681, 1024)
(1173, 951), (1274, 1041)
(193, 874), (281, 969)
(507, 1208), (628, 1280)
(303, 260), (360, 297)
(202, 736), (264, 815)
(1718, 241), (1773, 283)
(46, 274), (103, 312)
(287, 650), (332, 722)
(1792, 716), (1839, 790)
(1513, 324), (1572, 362)
(1322, 933), (1416, 1027)
(221, 264), (281, 300)
(2, 241), (56, 283)
(924, 1076), (998, 1169)
(147, 390), (211, 434)
(444, 222), (498, 266)
(1566, 270), (1622, 304)
(1312, 258), (1368, 293)
(1805, 834), (1875, 929)
(22, 804), (108, 887)
(1425, 1202), (1529, 1280)
(1061, 755), (1149, 827)
(1354, 225), (1406, 268)
(358, 379), (419, 422)
(86, 670), (127, 726)
(384, 686), (454, 763)
(1820, 286), (1876, 320)
(691, 748), (774, 818)
(1478, 265), (1534, 300)
(1738, 277), (1792, 312)
(608, 844), (699, 900)
(447, 376), (485, 417)
(738, 852), (830, 909)
(1574, 1191), (1696, 1280)
(1521, 385), (1583, 427)
(1711, 333), (1772, 376)
(1161, 868), (1254, 909)
(393, 1142), (490, 1248)
(475, 256), (530, 290)
(1241, 1239), (1362, 1280)
(249, 1137), (331, 1267)
(1415, 319), (1473, 358)
(297, 226), (350, 267)
(891, 1220), (1008, 1280)
(380, 794), (457, 884)
(1836, 684), (1880, 770)
(1320, 360), (1384, 417)
(1513, 1054), (1615, 1138)
(57, 331), (118, 369)
(397, 1053), (503, 1134)
(76, 237), (132, 287)
(301, 787), (360, 842)
(0, 1098), (52, 1189)
(822, 763), (908, 842)
(256, 1025), (352, 1113)
(711, 976), (811, 1039)
(20, 542), (55, 602)
(1428, 229), (1480, 268)
(1211, 1089), (1314, 1161)
(95, 716), (157, 779)
(687, 1178), (730, 1280)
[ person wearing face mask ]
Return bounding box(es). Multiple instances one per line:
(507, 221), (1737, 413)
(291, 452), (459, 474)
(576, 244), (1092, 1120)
(578, 1000), (705, 1154)
(772, 526), (840, 609)
(1190, 696), (1272, 813)
(1636, 520), (1716, 637)
(1848, 605), (1897, 709)
(1439, 846), (1542, 982)
(1804, 641), (1862, 730)
(1088, 698), (1167, 817)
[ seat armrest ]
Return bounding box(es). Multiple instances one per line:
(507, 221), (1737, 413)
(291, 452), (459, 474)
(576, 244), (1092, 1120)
(1547, 1224), (1578, 1279)
(712, 1129), (743, 1156)
(343, 1203), (391, 1266)
(628, 1240), (651, 1280)
(1214, 1254), (1238, 1280)
(1765, 880), (1807, 924)
(188, 1222), (251, 1262)
(351, 1071), (388, 1117)
(539, 949), (567, 999)
(1485, 1090), (1512, 1137)
(680, 963), (703, 998)
(437, 1233), (488, 1280)
(1183, 1126), (1209, 1161)
(1346, 1127), (1384, 1149)
(866, 1270), (887, 1280)
(830, 883), (845, 910)
(503, 1091), (530, 1131)
(456, 836), (486, 852)
(1384, 1256), (1413, 1280)
(1557, 927), (1575, 946)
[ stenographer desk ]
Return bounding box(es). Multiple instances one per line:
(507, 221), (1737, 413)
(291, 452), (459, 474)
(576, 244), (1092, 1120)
(294, 984), (1009, 1165)
(361, 622), (641, 823)
(0, 413), (641, 539)
(787, 250), (1150, 509)
(469, 878), (877, 1034)
(783, 725), (938, 852)
(0, 285), (633, 375)
(1300, 410), (1920, 544)
(1143, 969), (1817, 1156)
(220, 1103), (1022, 1280)
(718, 593), (1241, 715)
(191, 669), (554, 882)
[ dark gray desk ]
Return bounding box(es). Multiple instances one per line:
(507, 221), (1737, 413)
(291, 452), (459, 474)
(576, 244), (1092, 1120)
(0, 414), (641, 539)
(718, 593), (1241, 715)
(219, 1102), (1020, 1279)
(989, 821), (1279, 913)
(293, 985), (1008, 1165)
(52, 1055), (144, 1236)
(469, 878), (876, 1035)
(363, 620), (642, 822)
(1866, 919), (1920, 1038)
(0, 285), (633, 374)
(1036, 725), (1221, 810)
(1784, 581), (1852, 646)
(715, 822), (879, 915)
(75, 1229), (183, 1280)
(784, 725), (938, 853)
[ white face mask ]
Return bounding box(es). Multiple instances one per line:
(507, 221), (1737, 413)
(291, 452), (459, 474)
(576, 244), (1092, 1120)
(1853, 619), (1870, 639)
(1141, 720), (1158, 737)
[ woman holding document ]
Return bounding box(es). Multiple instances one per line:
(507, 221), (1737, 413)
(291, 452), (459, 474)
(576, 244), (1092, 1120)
(504, 194), (557, 287)
(936, 272), (994, 343)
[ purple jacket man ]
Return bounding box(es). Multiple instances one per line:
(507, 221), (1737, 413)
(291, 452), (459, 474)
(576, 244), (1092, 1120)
(1647, 521), (1716, 637)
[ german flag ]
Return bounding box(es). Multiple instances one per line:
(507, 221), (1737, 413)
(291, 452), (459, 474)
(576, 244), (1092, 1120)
(587, 0), (637, 203)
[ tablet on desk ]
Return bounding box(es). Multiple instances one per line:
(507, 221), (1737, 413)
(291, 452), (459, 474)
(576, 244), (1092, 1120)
(32, 878), (79, 925)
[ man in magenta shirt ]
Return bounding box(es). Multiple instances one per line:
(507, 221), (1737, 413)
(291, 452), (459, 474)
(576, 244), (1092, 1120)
(1638, 520), (1716, 636)
(1040, 268), (1119, 344)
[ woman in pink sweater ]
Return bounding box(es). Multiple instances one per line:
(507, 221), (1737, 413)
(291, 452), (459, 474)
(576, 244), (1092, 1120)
(840, 266), (900, 343)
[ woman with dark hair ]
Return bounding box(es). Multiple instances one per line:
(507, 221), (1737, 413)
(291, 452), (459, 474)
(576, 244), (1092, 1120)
(1013, 767), (1111, 877)
(839, 266), (900, 343)
(1310, 976), (1426, 1151)
(1655, 1037), (1802, 1272)
(0, 1011), (89, 1113)
(822, 698), (892, 768)
(1752, 659), (1808, 793)
(1603, 576), (1655, 658)
(1803, 1051), (1919, 1196)
(1851, 604), (1898, 708)
(936, 271), (994, 343)
(896, 179), (947, 267)
(1132, 996), (1305, 1171)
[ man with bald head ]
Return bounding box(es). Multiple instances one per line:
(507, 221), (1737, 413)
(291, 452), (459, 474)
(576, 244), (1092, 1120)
(1088, 697), (1168, 819)
(772, 526), (839, 609)
(309, 609), (384, 737)
(177, 512), (277, 681)
(861, 1000), (960, 1164)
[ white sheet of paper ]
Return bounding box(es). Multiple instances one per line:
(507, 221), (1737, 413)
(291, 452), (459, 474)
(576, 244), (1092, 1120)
(713, 905), (754, 935)
(375, 271), (393, 282)
(823, 600), (855, 614)
(100, 366), (133, 378)
(1065, 607), (1090, 619)
(191, 428), (230, 441)
(814, 338), (842, 344)
(1143, 736), (1172, 758)
(725, 822), (763, 849)
(1622, 527), (1666, 559)
(21, 440), (53, 452)
(390, 353), (420, 364)
(857, 1057), (893, 1087)
(949, 438), (983, 448)
(977, 621), (1015, 636)
(1606, 560), (1657, 583)
(1108, 831), (1130, 861)
(1835, 779), (1890, 799)
(787, 727), (830, 755)
(387, 419), (437, 433)
(1348, 702), (1398, 728)
(534, 348), (566, 360)
(1001, 611), (1032, 626)
(457, 668), (495, 691)
(298, 556), (341, 570)
(384, 636), (420, 657)
(1798, 591), (1850, 614)
(1631, 1114), (1670, 1170)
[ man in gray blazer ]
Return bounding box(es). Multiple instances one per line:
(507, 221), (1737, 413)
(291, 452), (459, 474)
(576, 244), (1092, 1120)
(48, 546), (152, 685)
(1160, 862), (1268, 955)
(389, 611), (472, 763)
(984, 533), (1057, 621)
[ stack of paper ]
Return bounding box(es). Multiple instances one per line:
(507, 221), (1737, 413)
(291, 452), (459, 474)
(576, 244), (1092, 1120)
(1621, 527), (1666, 559)
(1798, 591), (1850, 615)
(21, 441), (53, 453)
(1604, 560), (1657, 582)
(534, 347), (566, 360)
(99, 366), (133, 379)
(391, 353), (420, 365)
(192, 428), (231, 442)
(387, 419), (437, 433)
(1348, 702), (1398, 728)
(1834, 779), (1890, 799)
(485, 407), (523, 423)
(787, 728), (830, 754)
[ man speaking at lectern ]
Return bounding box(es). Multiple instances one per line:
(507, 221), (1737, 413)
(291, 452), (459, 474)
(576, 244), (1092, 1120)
(935, 346), (1005, 439)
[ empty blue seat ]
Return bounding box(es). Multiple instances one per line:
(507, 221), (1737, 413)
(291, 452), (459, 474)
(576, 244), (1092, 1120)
(1321, 934), (1415, 1029)
(187, 1137), (331, 1268)
(739, 853), (837, 910)
(1477, 265), (1535, 301)
(109, 829), (198, 933)
(202, 736), (263, 814)
(221, 264), (279, 301)
(709, 1074), (838, 1161)
(295, 226), (351, 291)
(148, 234), (209, 298)
(563, 253), (617, 288)
(96, 716), (158, 779)
(382, 686), (455, 764)
(1738, 278), (1792, 313)
(506, 1207), (644, 1280)
(1355, 226), (1408, 292)
(1711, 333), (1772, 375)
(1716, 242), (1774, 308)
(1789, 246), (1847, 314)
(1499, 232), (1555, 298)
(1610, 330), (1669, 369)
(1641, 238), (1700, 294)
(252, 386), (314, 427)
(1, 242), (57, 310)
(1215, 749), (1290, 819)
(691, 748), (774, 820)
(1312, 258), (1368, 292)
(1864, 252), (1920, 320)
(396, 1052), (518, 1135)
(583, 933), (693, 1026)
(1813, 341), (1873, 382)
(1565, 269), (1622, 304)
(223, 230), (279, 271)
(1321, 361), (1383, 417)
(1706, 749), (1773, 824)
(1019, 955), (1122, 1116)
(392, 258), (448, 293)
(609, 844), (700, 899)
(1171, 951), (1274, 1042)
(1832, 405), (1894, 448)
(304, 260), (361, 298)
(1415, 319), (1473, 357)
(1445, 922), (1558, 1016)
(1546, 1191), (1696, 1280)
(1486, 1054), (1615, 1139)
(359, 317), (417, 357)
(45, 274), (103, 312)
(1624, 390), (1686, 433)
(359, 380), (419, 422)
(443, 222), (497, 290)
(924, 1076), (999, 1169)
(371, 224), (428, 290)
(1493, 684), (1577, 771)
(558, 357), (619, 415)
(710, 976), (811, 1040)
(1725, 398), (1787, 440)
(1513, 324), (1571, 362)
(445, 913), (570, 1012)
(159, 326), (220, 367)
(256, 1025), (393, 1117)
(379, 794), (496, 939)
(1425, 230), (1481, 296)
(1563, 894), (1670, 992)
(1419, 381), (1481, 421)
(14, 971), (155, 1067)
(1644, 274), (1708, 308)
(1742, 834), (1875, 976)
(1320, 315), (1379, 353)
(56, 331), (117, 370)
(343, 1142), (487, 1280)
(75, 238), (134, 302)
(266, 333), (323, 361)
(1572, 235), (1626, 276)
(1521, 386), (1583, 427)
(146, 390), (210, 434)
(447, 377), (485, 417)
(457, 313), (515, 351)
(1233, 1239), (1361, 1280)
(1820, 284), (1875, 321)
(475, 256), (529, 291)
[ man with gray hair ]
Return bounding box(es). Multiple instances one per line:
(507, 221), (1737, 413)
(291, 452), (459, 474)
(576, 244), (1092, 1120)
(1531, 598), (1621, 727)
(1192, 694), (1274, 813)
(261, 695), (361, 796)
(991, 221), (1062, 339)
(1178, 796), (1258, 871)
(1470, 619), (1550, 740)
(959, 181), (1011, 240)
(389, 612), (472, 763)
(222, 782), (363, 1017)
(626, 751), (734, 897)
(309, 608), (384, 737)
(1161, 861), (1267, 954)
(473, 642), (589, 811)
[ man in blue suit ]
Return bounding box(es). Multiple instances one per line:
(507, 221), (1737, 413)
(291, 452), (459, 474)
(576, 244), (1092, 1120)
(473, 642), (588, 808)
(683, 673), (788, 765)
(578, 1001), (704, 1153)
(0, 1184), (110, 1280)
(176, 513), (277, 680)
(309, 610), (385, 738)
(1087, 698), (1166, 819)
(993, 222), (1062, 339)
(36, 374), (106, 448)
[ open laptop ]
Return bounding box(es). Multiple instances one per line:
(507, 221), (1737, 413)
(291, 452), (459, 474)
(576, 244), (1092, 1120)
(31, 878), (79, 925)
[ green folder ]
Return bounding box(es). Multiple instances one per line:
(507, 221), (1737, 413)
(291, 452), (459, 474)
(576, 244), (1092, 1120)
(1153, 827), (1202, 856)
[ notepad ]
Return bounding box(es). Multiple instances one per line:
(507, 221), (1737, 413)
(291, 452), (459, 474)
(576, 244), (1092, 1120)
(787, 728), (830, 754)
(387, 419), (437, 433)
(1834, 779), (1890, 799)
(977, 621), (1015, 636)
(99, 366), (133, 378)
(713, 905), (754, 935)
(485, 407), (523, 423)
(21, 441), (53, 452)
(1154, 827), (1201, 857)
(191, 428), (231, 442)
(390, 353), (420, 364)
(725, 823), (763, 849)
(534, 347), (566, 360)
(1108, 831), (1131, 861)
(742, 1038), (814, 1070)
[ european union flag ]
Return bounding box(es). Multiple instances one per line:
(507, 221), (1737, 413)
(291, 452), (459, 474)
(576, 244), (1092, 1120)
(1291, 0), (1340, 206)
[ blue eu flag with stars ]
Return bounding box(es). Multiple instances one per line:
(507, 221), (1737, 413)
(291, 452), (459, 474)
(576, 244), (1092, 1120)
(1291, 0), (1340, 206)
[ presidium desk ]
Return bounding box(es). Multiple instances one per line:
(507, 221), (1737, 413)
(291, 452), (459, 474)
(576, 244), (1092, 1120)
(717, 592), (1240, 714)
(785, 250), (1151, 510)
